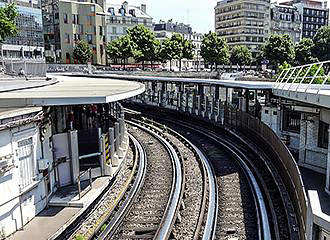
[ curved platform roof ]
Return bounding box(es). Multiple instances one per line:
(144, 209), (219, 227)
(67, 73), (275, 90)
(0, 75), (145, 107)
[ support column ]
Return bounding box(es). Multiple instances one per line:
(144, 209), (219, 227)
(209, 97), (215, 120)
(197, 84), (204, 96)
(177, 92), (182, 110)
(326, 129), (330, 192)
(98, 128), (104, 176)
(109, 127), (118, 167)
(215, 85), (220, 99)
(68, 130), (79, 184)
(185, 92), (189, 112)
(196, 95), (202, 115)
(114, 122), (122, 158)
(192, 92), (196, 113)
(245, 89), (249, 113)
(225, 88), (228, 105)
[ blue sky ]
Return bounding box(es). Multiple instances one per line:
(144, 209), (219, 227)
(110, 0), (219, 33)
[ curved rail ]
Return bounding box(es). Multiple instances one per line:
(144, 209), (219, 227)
(130, 117), (218, 240)
(170, 121), (271, 240)
(127, 120), (184, 240)
(96, 133), (147, 240)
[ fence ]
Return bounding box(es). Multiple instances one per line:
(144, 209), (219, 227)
(224, 106), (308, 240)
(2, 60), (46, 77)
(47, 63), (95, 73)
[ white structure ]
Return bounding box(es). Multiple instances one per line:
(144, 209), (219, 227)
(103, 1), (153, 42)
(0, 107), (54, 238)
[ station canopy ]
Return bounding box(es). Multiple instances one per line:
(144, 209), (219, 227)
(0, 75), (145, 108)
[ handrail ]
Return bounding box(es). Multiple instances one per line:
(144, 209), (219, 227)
(77, 168), (93, 199)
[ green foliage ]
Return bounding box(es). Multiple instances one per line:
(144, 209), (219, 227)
(0, 3), (18, 43)
(74, 234), (86, 240)
(312, 26), (330, 61)
(106, 38), (122, 63)
(73, 41), (92, 64)
(295, 38), (318, 65)
(201, 32), (230, 69)
(299, 64), (326, 84)
(106, 35), (141, 67)
(230, 45), (252, 65)
(182, 39), (195, 60)
(159, 38), (174, 62)
(263, 34), (295, 68)
(127, 25), (158, 64)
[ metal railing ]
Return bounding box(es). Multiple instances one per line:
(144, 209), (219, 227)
(274, 60), (330, 96)
(77, 168), (93, 200)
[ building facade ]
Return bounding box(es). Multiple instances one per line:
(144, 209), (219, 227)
(153, 20), (204, 70)
(42, 0), (107, 65)
(0, 107), (54, 238)
(0, 0), (44, 60)
(294, 0), (329, 39)
(215, 0), (271, 57)
(270, 3), (302, 42)
(102, 1), (152, 43)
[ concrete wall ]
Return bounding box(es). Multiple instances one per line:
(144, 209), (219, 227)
(0, 116), (54, 238)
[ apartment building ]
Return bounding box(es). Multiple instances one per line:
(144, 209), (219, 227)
(215, 0), (271, 57)
(153, 20), (204, 70)
(0, 0), (44, 60)
(270, 4), (302, 42)
(42, 0), (106, 65)
(102, 1), (153, 42)
(273, 0), (328, 39)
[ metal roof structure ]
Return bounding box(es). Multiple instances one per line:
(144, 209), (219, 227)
(0, 75), (145, 107)
(68, 73), (275, 90)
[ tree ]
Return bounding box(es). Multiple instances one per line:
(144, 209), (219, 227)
(106, 35), (140, 69)
(106, 38), (122, 64)
(73, 40), (92, 64)
(295, 38), (318, 65)
(0, 4), (18, 65)
(312, 26), (330, 62)
(159, 38), (175, 70)
(201, 32), (230, 71)
(170, 33), (184, 71)
(230, 45), (252, 65)
(182, 39), (195, 69)
(127, 24), (157, 69)
(262, 34), (295, 69)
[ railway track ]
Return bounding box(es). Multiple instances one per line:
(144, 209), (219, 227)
(125, 103), (298, 240)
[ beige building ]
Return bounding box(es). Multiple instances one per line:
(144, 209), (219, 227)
(215, 0), (271, 57)
(43, 0), (107, 65)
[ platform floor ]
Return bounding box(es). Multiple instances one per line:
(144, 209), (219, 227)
(49, 177), (110, 208)
(9, 177), (111, 240)
(9, 207), (79, 240)
(300, 167), (330, 216)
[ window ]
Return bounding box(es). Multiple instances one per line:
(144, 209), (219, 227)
(91, 6), (95, 13)
(318, 121), (329, 149)
(87, 34), (93, 44)
(112, 26), (117, 34)
(73, 14), (79, 24)
(64, 13), (68, 24)
(65, 33), (70, 43)
(283, 107), (301, 133)
(17, 137), (35, 189)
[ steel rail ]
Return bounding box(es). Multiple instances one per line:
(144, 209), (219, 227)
(127, 120), (184, 240)
(131, 117), (218, 240)
(96, 133), (147, 240)
(143, 114), (271, 240)
(176, 122), (271, 240)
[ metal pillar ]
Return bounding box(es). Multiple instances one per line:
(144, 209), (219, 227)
(245, 89), (249, 113)
(215, 85), (220, 99)
(109, 128), (116, 166)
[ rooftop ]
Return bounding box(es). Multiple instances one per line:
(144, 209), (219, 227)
(0, 75), (145, 107)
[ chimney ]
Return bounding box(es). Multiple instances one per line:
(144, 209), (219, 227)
(141, 4), (146, 13)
